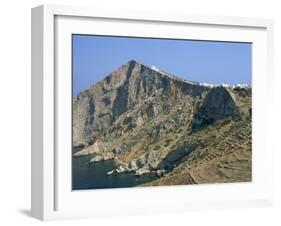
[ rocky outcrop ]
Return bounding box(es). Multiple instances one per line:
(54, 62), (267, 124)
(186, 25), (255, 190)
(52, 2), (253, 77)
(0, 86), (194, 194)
(73, 60), (252, 185)
(192, 86), (240, 130)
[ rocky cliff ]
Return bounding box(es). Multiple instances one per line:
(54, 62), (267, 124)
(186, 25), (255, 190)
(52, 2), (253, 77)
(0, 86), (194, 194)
(73, 60), (252, 185)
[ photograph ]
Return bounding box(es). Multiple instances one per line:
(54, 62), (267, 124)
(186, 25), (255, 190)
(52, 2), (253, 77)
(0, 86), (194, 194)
(72, 35), (252, 190)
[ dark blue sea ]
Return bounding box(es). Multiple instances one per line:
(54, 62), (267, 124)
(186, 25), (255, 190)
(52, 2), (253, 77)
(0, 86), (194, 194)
(72, 153), (159, 190)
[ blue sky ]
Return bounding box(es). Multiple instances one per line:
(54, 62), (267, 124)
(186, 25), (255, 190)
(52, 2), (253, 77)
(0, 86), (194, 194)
(72, 35), (252, 95)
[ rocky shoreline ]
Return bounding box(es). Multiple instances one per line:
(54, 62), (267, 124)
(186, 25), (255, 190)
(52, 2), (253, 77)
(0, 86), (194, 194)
(76, 153), (166, 177)
(100, 159), (163, 177)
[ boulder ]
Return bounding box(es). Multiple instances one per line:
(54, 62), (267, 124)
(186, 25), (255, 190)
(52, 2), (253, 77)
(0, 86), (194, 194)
(135, 168), (151, 176)
(107, 170), (116, 175)
(156, 169), (166, 177)
(90, 155), (104, 163)
(129, 160), (138, 171)
(103, 152), (114, 160)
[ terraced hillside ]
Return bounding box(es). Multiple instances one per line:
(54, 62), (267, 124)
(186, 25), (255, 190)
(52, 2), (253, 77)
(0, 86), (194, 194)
(73, 60), (251, 186)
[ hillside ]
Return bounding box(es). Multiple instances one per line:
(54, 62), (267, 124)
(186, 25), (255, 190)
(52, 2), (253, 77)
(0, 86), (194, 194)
(73, 60), (252, 185)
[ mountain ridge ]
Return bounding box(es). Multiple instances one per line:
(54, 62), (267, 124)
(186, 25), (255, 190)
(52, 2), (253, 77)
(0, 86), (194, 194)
(73, 60), (252, 186)
(73, 60), (211, 147)
(75, 59), (250, 98)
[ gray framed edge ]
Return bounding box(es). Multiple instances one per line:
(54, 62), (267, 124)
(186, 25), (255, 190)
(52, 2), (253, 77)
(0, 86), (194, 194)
(31, 4), (274, 221)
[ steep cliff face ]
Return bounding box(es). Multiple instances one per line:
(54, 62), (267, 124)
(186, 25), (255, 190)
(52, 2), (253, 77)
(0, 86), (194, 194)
(191, 86), (240, 130)
(73, 60), (208, 147)
(73, 60), (252, 185)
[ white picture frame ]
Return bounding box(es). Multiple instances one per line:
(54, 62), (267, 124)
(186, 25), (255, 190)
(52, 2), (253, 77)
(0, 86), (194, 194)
(31, 4), (274, 221)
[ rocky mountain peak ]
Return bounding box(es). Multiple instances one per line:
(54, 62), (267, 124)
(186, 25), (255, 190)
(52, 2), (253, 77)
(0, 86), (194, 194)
(73, 61), (247, 148)
(73, 59), (252, 188)
(73, 58), (252, 188)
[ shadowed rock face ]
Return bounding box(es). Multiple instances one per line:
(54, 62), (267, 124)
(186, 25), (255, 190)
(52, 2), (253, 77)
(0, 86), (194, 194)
(73, 60), (252, 185)
(192, 86), (240, 130)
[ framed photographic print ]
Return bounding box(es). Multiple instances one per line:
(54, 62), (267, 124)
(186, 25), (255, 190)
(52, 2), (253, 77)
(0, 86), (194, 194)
(31, 4), (274, 221)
